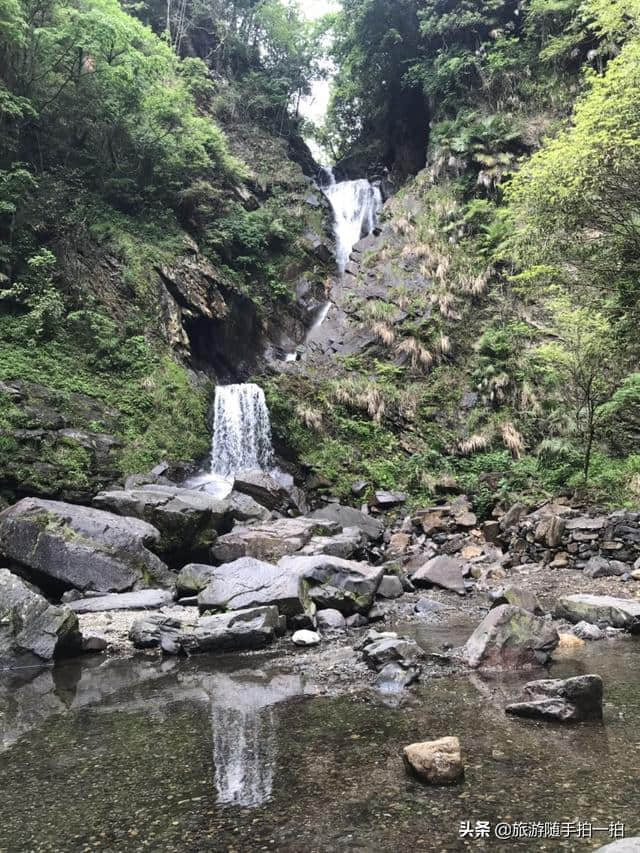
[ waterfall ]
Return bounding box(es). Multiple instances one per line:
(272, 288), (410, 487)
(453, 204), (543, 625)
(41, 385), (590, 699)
(323, 176), (382, 274)
(211, 383), (274, 477)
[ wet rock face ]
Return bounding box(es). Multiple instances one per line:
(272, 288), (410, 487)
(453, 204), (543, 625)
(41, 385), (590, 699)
(0, 498), (172, 596)
(505, 674), (604, 722)
(555, 594), (640, 632)
(93, 485), (233, 566)
(403, 737), (464, 786)
(233, 470), (307, 515)
(0, 568), (80, 666)
(464, 605), (559, 669)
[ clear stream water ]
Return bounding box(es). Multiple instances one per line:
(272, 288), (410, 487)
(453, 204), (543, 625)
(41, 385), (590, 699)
(2, 624), (640, 852)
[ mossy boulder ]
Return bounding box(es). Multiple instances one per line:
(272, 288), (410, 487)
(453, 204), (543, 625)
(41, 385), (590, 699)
(464, 604), (559, 669)
(0, 498), (172, 596)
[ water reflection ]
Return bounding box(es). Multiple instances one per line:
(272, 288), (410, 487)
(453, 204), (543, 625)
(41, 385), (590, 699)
(0, 656), (306, 809)
(208, 670), (304, 807)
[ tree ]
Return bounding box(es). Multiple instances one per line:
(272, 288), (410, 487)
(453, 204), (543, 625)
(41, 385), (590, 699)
(534, 301), (622, 481)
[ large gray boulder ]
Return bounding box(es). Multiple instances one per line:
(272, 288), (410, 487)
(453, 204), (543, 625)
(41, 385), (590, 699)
(0, 498), (172, 595)
(197, 557), (306, 617)
(299, 527), (363, 559)
(555, 594), (640, 632)
(93, 485), (232, 565)
(279, 554), (384, 615)
(211, 517), (340, 564)
(233, 470), (306, 514)
(68, 589), (173, 614)
(505, 674), (603, 722)
(183, 606), (285, 653)
(309, 504), (384, 542)
(411, 555), (466, 595)
(0, 568), (80, 665)
(228, 491), (271, 523)
(464, 605), (559, 669)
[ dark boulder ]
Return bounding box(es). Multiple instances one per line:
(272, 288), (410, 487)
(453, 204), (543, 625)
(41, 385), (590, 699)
(0, 498), (172, 596)
(505, 674), (603, 722)
(93, 485), (233, 565)
(0, 568), (81, 666)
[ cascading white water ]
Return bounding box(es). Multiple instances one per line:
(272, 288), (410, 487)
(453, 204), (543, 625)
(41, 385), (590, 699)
(323, 175), (382, 274)
(185, 382), (275, 497)
(211, 383), (274, 477)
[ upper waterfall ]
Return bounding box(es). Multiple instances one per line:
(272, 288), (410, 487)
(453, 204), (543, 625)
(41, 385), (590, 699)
(323, 176), (382, 274)
(211, 383), (274, 478)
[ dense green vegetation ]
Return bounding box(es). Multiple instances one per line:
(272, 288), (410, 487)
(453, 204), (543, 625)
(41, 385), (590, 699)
(0, 0), (329, 499)
(3, 0), (640, 511)
(267, 0), (640, 511)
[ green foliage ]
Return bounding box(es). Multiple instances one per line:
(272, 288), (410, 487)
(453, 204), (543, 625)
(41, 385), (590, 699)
(0, 312), (210, 478)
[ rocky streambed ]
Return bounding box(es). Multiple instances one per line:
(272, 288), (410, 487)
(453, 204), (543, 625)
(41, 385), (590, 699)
(2, 477), (640, 850)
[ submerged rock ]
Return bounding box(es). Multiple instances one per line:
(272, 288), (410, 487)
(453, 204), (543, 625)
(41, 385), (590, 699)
(403, 736), (464, 785)
(411, 555), (466, 595)
(279, 554), (384, 615)
(0, 568), (80, 665)
(555, 594), (640, 632)
(0, 498), (171, 595)
(93, 485), (232, 564)
(464, 605), (559, 669)
(68, 589), (173, 613)
(505, 674), (603, 722)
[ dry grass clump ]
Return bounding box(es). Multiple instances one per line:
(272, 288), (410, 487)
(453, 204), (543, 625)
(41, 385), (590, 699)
(458, 433), (490, 455)
(371, 321), (395, 346)
(296, 405), (323, 432)
(396, 337), (434, 369)
(331, 379), (386, 423)
(501, 421), (525, 458)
